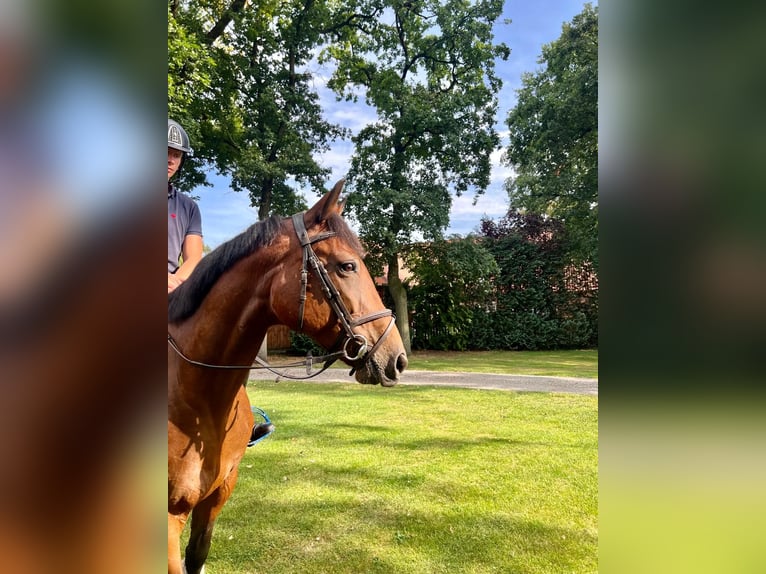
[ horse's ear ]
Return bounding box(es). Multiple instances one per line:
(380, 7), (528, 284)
(307, 179), (345, 224)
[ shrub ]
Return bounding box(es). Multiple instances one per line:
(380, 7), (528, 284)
(405, 237), (498, 351)
(287, 331), (326, 356)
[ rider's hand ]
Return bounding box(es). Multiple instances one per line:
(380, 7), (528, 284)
(168, 273), (184, 293)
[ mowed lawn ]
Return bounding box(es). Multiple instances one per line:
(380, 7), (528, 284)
(406, 349), (598, 379)
(198, 380), (598, 573)
(272, 349), (599, 379)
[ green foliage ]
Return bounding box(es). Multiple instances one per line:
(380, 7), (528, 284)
(287, 331), (327, 357)
(405, 237), (498, 350)
(168, 0), (347, 216)
(168, 4), (215, 191)
(470, 210), (598, 350)
(469, 309), (595, 351)
(504, 3), (598, 264)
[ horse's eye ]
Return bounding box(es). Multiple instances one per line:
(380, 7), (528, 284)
(338, 262), (357, 274)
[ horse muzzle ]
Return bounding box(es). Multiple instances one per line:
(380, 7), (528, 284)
(352, 348), (408, 387)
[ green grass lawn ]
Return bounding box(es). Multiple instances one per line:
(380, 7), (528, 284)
(272, 348), (598, 379)
(195, 381), (598, 573)
(401, 349), (597, 379)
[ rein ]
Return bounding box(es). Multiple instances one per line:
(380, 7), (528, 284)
(166, 333), (346, 379)
(167, 211), (395, 380)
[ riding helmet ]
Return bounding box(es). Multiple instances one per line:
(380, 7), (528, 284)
(168, 118), (193, 156)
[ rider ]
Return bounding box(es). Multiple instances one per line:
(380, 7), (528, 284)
(167, 118), (274, 445)
(167, 118), (203, 293)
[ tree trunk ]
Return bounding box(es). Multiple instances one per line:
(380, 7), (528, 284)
(258, 177), (274, 220)
(386, 253), (411, 355)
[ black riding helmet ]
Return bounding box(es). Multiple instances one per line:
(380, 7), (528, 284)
(168, 118), (192, 172)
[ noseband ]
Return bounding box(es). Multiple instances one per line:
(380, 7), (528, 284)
(167, 212), (396, 379)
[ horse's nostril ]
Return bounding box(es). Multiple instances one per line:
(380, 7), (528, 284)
(396, 353), (408, 374)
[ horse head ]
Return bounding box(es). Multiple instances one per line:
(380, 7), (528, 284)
(271, 180), (407, 386)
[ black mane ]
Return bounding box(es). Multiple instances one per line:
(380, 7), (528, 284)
(168, 214), (283, 323)
(167, 212), (364, 324)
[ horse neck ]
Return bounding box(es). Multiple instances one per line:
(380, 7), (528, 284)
(171, 246), (283, 392)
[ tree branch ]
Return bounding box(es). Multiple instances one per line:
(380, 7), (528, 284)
(205, 0), (248, 44)
(322, 11), (379, 38)
(396, 8), (411, 81)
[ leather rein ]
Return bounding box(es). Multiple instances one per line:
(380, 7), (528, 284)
(167, 211), (395, 380)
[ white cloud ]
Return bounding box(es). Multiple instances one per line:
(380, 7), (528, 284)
(451, 188), (508, 215)
(326, 106), (377, 134)
(316, 145), (354, 178)
(489, 147), (516, 185)
(447, 183), (509, 236)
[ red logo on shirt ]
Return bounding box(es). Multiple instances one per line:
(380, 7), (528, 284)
(170, 213), (177, 218)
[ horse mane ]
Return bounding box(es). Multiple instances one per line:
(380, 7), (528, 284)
(168, 211), (364, 324)
(168, 214), (283, 323)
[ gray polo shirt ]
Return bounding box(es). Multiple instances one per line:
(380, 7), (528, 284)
(168, 183), (202, 273)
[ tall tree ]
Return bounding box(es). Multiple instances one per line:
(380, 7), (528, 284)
(405, 237), (498, 351)
(504, 3), (598, 264)
(323, 0), (509, 353)
(168, 2), (217, 192)
(168, 0), (347, 217)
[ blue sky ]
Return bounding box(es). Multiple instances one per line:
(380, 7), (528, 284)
(194, 1), (592, 249)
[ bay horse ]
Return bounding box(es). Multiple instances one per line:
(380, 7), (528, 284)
(167, 180), (408, 574)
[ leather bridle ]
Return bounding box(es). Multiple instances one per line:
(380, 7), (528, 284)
(167, 211), (396, 379)
(292, 212), (395, 372)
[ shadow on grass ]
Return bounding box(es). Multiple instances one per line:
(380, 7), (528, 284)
(213, 459), (596, 574)
(251, 412), (594, 453)
(209, 443), (595, 572)
(296, 423), (565, 453)
(207, 382), (598, 573)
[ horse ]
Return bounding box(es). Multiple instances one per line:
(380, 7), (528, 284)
(167, 180), (408, 574)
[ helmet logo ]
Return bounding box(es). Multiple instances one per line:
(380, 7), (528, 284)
(169, 125), (183, 146)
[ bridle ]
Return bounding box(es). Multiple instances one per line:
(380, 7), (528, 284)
(292, 212), (395, 372)
(167, 211), (396, 380)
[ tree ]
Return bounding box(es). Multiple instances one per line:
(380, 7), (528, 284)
(168, 0), (347, 217)
(504, 3), (598, 264)
(323, 0), (509, 353)
(405, 237), (498, 350)
(168, 2), (217, 192)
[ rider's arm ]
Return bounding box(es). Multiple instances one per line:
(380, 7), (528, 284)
(174, 234), (203, 281)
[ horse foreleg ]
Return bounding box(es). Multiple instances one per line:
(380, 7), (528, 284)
(168, 512), (188, 574)
(183, 468), (238, 574)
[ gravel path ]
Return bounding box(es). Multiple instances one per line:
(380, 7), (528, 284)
(249, 367), (597, 395)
